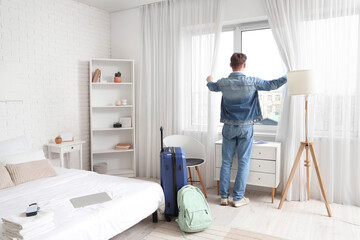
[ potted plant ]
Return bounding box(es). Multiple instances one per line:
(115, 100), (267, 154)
(114, 72), (122, 83)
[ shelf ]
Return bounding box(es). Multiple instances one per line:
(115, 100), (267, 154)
(90, 58), (136, 179)
(106, 169), (135, 177)
(92, 127), (134, 131)
(91, 83), (133, 85)
(91, 58), (134, 62)
(92, 105), (133, 108)
(92, 149), (134, 154)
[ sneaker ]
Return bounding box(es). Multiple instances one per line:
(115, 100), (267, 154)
(220, 198), (229, 206)
(232, 197), (250, 208)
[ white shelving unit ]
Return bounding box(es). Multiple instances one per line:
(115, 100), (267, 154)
(89, 58), (136, 177)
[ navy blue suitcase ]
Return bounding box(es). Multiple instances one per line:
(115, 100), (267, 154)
(160, 127), (188, 221)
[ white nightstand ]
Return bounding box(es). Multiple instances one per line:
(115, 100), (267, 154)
(46, 141), (85, 170)
(214, 139), (281, 203)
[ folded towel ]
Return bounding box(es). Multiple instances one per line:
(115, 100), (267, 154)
(2, 222), (55, 240)
(0, 234), (15, 240)
(1, 211), (53, 231)
(3, 222), (55, 237)
(2, 220), (52, 235)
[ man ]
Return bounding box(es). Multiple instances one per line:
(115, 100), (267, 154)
(206, 53), (286, 207)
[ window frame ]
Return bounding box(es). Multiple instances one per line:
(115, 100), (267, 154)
(223, 21), (282, 136)
(187, 21), (284, 137)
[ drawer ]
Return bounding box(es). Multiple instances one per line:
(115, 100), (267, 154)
(214, 169), (276, 188)
(251, 146), (276, 160)
(215, 168), (237, 180)
(216, 157), (275, 173)
(215, 154), (239, 169)
(215, 144), (276, 161)
(63, 144), (80, 153)
(215, 144), (222, 158)
(247, 172), (276, 188)
(249, 159), (275, 174)
(215, 155), (222, 168)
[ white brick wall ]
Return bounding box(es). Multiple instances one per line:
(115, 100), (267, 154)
(0, 0), (110, 170)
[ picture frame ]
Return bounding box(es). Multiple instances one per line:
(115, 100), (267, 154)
(60, 133), (74, 142)
(119, 117), (131, 127)
(92, 69), (101, 83)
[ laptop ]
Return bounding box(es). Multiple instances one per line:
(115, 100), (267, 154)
(70, 192), (112, 208)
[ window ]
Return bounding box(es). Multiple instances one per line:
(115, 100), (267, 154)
(218, 22), (286, 129)
(216, 31), (234, 80)
(302, 15), (359, 137)
(240, 24), (286, 126)
(190, 30), (234, 127)
(189, 21), (286, 131)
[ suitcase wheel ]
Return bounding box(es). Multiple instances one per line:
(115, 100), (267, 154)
(165, 214), (171, 222)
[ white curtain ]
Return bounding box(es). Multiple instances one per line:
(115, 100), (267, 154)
(139, 0), (223, 185)
(264, 0), (360, 205)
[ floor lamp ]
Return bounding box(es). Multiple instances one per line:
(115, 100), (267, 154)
(278, 70), (332, 217)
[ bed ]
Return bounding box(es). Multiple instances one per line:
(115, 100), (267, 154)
(0, 167), (165, 240)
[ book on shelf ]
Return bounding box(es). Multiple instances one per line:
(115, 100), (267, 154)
(114, 143), (131, 150)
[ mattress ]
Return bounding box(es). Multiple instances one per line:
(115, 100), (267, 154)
(0, 167), (165, 240)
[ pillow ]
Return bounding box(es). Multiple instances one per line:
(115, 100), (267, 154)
(0, 166), (15, 189)
(0, 150), (45, 166)
(0, 136), (31, 157)
(6, 159), (57, 185)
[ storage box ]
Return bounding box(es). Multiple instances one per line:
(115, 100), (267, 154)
(93, 162), (107, 174)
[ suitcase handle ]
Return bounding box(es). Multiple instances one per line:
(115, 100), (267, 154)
(160, 127), (164, 153)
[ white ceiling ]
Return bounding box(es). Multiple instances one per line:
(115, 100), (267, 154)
(74, 0), (164, 12)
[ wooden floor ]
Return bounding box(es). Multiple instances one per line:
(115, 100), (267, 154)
(113, 186), (360, 240)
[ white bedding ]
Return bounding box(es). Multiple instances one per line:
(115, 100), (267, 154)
(0, 168), (165, 240)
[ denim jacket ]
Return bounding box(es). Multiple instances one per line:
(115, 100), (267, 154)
(207, 72), (287, 125)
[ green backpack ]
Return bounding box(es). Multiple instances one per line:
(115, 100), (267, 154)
(176, 185), (212, 232)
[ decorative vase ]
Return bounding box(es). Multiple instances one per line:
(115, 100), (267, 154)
(55, 136), (62, 144)
(114, 76), (122, 83)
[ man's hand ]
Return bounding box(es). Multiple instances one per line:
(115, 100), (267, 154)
(206, 76), (213, 82)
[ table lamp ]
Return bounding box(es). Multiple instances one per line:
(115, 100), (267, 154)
(278, 70), (332, 217)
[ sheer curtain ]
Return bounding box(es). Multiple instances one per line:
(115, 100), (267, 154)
(139, 0), (223, 184)
(264, 0), (360, 205)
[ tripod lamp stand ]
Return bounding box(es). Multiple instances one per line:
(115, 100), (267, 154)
(278, 70), (332, 217)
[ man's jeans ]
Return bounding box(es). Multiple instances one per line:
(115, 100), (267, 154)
(220, 124), (254, 201)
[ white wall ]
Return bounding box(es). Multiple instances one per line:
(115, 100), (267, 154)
(111, 7), (141, 99)
(224, 0), (266, 23)
(0, 0), (110, 170)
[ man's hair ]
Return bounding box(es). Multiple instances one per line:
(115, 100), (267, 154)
(230, 53), (247, 68)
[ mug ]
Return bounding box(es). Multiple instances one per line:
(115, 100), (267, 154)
(121, 99), (127, 105)
(115, 100), (122, 106)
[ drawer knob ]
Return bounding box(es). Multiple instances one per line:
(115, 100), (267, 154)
(258, 178), (261, 180)
(258, 152), (262, 154)
(258, 165), (261, 168)
(71, 147), (74, 149)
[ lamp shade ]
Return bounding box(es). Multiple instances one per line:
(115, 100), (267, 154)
(287, 70), (316, 96)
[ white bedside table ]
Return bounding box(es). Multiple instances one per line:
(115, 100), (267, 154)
(214, 139), (281, 203)
(46, 141), (85, 170)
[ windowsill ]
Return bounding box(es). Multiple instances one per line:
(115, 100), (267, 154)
(254, 131), (276, 137)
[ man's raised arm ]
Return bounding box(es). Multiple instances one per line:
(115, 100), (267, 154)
(206, 75), (221, 92)
(253, 75), (287, 91)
